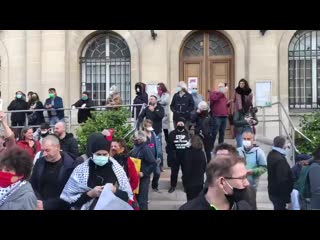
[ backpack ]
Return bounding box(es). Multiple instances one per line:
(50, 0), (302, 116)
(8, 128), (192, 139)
(295, 165), (311, 199)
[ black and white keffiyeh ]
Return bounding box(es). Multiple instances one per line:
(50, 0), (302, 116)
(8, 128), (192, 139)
(0, 181), (26, 207)
(60, 157), (133, 210)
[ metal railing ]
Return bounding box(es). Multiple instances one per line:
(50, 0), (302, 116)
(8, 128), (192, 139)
(258, 101), (316, 163)
(2, 103), (146, 138)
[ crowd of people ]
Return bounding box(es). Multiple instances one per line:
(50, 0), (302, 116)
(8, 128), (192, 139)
(0, 78), (318, 210)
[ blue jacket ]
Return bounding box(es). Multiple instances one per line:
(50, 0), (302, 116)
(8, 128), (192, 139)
(45, 96), (64, 119)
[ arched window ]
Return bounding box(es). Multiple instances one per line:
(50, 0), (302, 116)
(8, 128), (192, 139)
(80, 32), (131, 106)
(289, 30), (320, 109)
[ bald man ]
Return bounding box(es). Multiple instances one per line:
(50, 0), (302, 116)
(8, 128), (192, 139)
(54, 122), (79, 158)
(30, 135), (80, 210)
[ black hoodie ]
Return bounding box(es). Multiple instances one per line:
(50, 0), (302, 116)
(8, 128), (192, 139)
(133, 83), (148, 119)
(60, 133), (79, 158)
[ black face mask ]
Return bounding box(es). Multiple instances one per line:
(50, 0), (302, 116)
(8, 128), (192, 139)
(41, 132), (49, 138)
(224, 180), (248, 205)
(177, 126), (185, 131)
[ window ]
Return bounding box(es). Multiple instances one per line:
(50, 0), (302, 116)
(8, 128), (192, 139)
(288, 30), (320, 109)
(80, 32), (131, 106)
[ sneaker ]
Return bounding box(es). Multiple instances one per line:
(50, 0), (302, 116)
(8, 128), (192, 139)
(168, 187), (175, 193)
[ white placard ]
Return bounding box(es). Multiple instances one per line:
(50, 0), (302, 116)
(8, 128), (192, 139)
(255, 81), (272, 107)
(188, 77), (198, 93)
(146, 84), (158, 97)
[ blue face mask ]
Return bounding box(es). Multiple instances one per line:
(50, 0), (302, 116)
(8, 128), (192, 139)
(16, 94), (22, 99)
(92, 154), (109, 166)
(176, 87), (182, 92)
(191, 89), (197, 94)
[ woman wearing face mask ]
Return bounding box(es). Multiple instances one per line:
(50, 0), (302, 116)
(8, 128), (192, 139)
(156, 83), (170, 144)
(180, 155), (252, 210)
(27, 92), (45, 127)
(61, 133), (133, 210)
(133, 82), (148, 119)
(0, 147), (37, 210)
(7, 90), (29, 130)
(71, 92), (93, 124)
(141, 119), (162, 192)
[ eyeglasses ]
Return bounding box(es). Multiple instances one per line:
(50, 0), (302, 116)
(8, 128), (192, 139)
(224, 175), (248, 182)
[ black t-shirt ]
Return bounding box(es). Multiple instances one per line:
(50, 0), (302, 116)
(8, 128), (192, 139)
(40, 159), (63, 200)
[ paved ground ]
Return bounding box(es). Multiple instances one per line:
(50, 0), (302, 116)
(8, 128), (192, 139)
(148, 139), (274, 210)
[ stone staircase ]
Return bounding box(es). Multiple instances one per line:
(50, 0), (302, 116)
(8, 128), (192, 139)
(148, 139), (274, 210)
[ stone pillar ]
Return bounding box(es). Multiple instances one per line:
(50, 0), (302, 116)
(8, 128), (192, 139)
(3, 30), (26, 98)
(41, 30), (66, 104)
(26, 30), (41, 98)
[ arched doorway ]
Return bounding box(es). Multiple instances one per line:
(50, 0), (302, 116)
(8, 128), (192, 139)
(180, 31), (234, 99)
(80, 32), (131, 106)
(180, 30), (234, 137)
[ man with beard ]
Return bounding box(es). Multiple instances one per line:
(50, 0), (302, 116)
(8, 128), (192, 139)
(180, 155), (252, 210)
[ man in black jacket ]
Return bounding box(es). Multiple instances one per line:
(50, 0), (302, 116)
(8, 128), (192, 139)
(54, 122), (79, 158)
(180, 155), (252, 210)
(167, 117), (190, 193)
(138, 95), (164, 135)
(170, 81), (194, 130)
(7, 90), (29, 129)
(30, 135), (80, 210)
(267, 136), (294, 210)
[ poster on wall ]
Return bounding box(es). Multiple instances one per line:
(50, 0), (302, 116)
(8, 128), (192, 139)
(255, 81), (272, 107)
(188, 77), (198, 93)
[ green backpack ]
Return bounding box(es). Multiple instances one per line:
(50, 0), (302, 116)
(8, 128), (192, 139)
(295, 165), (311, 199)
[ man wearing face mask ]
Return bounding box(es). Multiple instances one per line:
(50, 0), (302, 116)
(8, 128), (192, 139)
(167, 117), (190, 193)
(133, 82), (148, 119)
(44, 88), (65, 126)
(30, 135), (80, 210)
(33, 123), (53, 146)
(267, 136), (294, 210)
(210, 83), (229, 147)
(237, 131), (267, 192)
(7, 90), (29, 129)
(180, 155), (252, 210)
(170, 81), (194, 130)
(71, 92), (93, 124)
(61, 133), (133, 210)
(189, 82), (203, 113)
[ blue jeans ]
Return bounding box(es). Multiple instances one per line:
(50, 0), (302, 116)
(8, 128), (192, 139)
(235, 126), (253, 148)
(212, 116), (227, 146)
(152, 133), (162, 189)
(137, 176), (151, 210)
(49, 116), (64, 126)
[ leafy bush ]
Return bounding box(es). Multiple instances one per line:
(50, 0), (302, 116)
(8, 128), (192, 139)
(76, 108), (134, 154)
(296, 111), (320, 154)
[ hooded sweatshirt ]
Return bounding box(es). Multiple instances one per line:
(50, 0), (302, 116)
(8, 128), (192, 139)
(237, 146), (267, 189)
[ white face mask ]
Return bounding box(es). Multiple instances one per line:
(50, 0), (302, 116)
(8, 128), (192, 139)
(110, 91), (114, 95)
(242, 140), (252, 149)
(147, 127), (154, 132)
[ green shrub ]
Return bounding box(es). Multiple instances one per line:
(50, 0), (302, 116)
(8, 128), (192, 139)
(296, 111), (320, 154)
(75, 108), (134, 154)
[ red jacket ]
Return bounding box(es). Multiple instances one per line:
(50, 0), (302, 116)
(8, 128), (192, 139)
(16, 140), (41, 159)
(210, 91), (228, 117)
